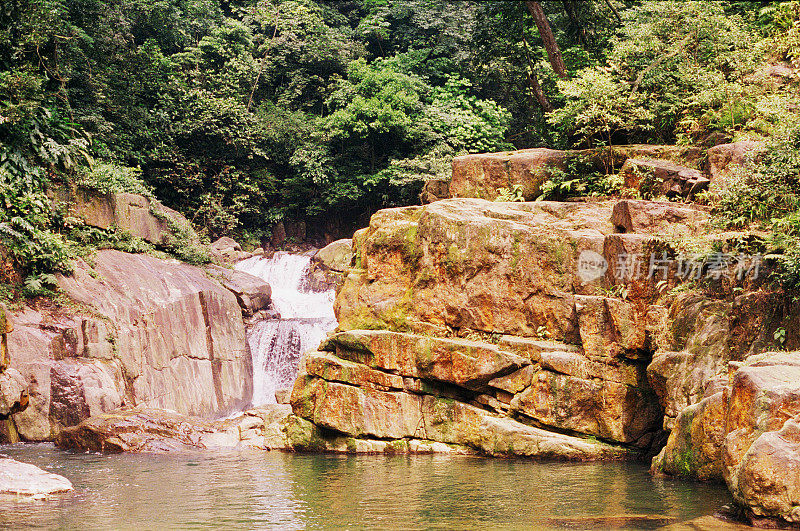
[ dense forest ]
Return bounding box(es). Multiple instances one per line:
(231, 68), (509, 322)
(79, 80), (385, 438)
(2, 0), (800, 297)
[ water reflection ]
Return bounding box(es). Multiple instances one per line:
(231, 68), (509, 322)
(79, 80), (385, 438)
(0, 444), (731, 530)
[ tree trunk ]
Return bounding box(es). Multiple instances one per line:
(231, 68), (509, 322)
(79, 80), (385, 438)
(522, 31), (553, 112)
(527, 67), (553, 113)
(525, 1), (567, 79)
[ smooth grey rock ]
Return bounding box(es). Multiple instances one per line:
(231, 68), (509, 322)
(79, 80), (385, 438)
(0, 458), (72, 496)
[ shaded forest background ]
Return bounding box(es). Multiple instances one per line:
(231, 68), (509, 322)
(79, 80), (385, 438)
(2, 0), (800, 295)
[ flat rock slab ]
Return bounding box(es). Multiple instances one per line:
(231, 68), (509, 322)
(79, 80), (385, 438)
(56, 406), (293, 453)
(320, 329), (529, 390)
(0, 458), (72, 496)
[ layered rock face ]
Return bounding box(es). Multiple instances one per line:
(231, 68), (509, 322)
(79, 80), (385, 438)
(653, 352), (800, 527)
(49, 185), (197, 247)
(288, 197), (751, 458)
(5, 250), (260, 441)
(290, 330), (630, 459)
(448, 145), (704, 201)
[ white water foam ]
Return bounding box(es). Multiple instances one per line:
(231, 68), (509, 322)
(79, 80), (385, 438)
(236, 252), (337, 405)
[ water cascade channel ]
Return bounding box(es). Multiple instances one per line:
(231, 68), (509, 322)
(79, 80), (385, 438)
(235, 252), (337, 405)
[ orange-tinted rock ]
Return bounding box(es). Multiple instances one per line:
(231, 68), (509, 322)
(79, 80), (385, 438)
(449, 145), (703, 202)
(651, 391), (727, 480)
(49, 185), (198, 247)
(290, 372), (630, 460)
(729, 415), (800, 525)
(320, 330), (529, 391)
(510, 368), (660, 443)
(450, 148), (570, 201)
(611, 200), (710, 236)
(620, 158), (708, 199)
(723, 353), (800, 486)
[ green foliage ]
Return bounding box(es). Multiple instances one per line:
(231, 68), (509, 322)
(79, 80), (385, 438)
(716, 120), (800, 290)
(75, 163), (153, 197)
(537, 158), (622, 201)
(69, 224), (156, 255)
(717, 122), (800, 227)
(775, 326), (787, 348)
(495, 185), (525, 202)
(760, 1), (800, 66)
(22, 273), (58, 298)
(550, 1), (758, 145)
(548, 68), (654, 147)
(424, 76), (512, 153)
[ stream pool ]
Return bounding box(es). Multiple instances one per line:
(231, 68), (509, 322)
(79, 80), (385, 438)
(0, 443), (731, 530)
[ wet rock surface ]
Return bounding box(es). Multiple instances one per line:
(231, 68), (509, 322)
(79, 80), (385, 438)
(55, 405), (293, 453)
(653, 351), (800, 526)
(0, 457), (72, 496)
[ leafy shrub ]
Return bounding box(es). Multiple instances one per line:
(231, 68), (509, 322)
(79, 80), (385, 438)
(495, 185), (525, 202)
(716, 120), (800, 289)
(75, 163), (154, 197)
(536, 157), (623, 201)
(550, 1), (756, 144)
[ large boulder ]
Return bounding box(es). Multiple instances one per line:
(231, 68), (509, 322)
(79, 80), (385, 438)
(0, 458), (72, 497)
(291, 356), (630, 460)
(207, 265), (272, 316)
(313, 239), (353, 272)
(450, 148), (571, 201)
(49, 185), (198, 247)
(620, 158), (709, 199)
(651, 390), (726, 480)
(653, 352), (800, 526)
(336, 198), (618, 339)
(55, 405), (292, 453)
(728, 415), (800, 527)
(290, 328), (654, 453)
(6, 250), (253, 440)
(319, 330), (529, 391)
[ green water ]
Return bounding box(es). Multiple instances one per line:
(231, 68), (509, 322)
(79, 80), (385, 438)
(0, 444), (731, 530)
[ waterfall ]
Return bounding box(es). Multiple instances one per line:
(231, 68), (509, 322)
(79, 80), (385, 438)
(236, 252), (337, 405)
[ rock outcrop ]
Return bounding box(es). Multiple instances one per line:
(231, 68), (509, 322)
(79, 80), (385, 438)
(287, 193), (789, 478)
(49, 185), (198, 247)
(288, 329), (636, 458)
(288, 197), (746, 458)
(5, 249), (254, 441)
(653, 352), (800, 527)
(0, 458), (73, 497)
(313, 239), (353, 272)
(305, 239), (354, 292)
(620, 158), (709, 199)
(56, 405), (292, 453)
(207, 265), (272, 317)
(448, 145), (703, 201)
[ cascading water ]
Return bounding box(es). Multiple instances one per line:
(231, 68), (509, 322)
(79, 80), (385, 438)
(236, 252), (337, 405)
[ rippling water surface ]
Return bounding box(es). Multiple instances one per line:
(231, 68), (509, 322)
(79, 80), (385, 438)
(0, 444), (731, 530)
